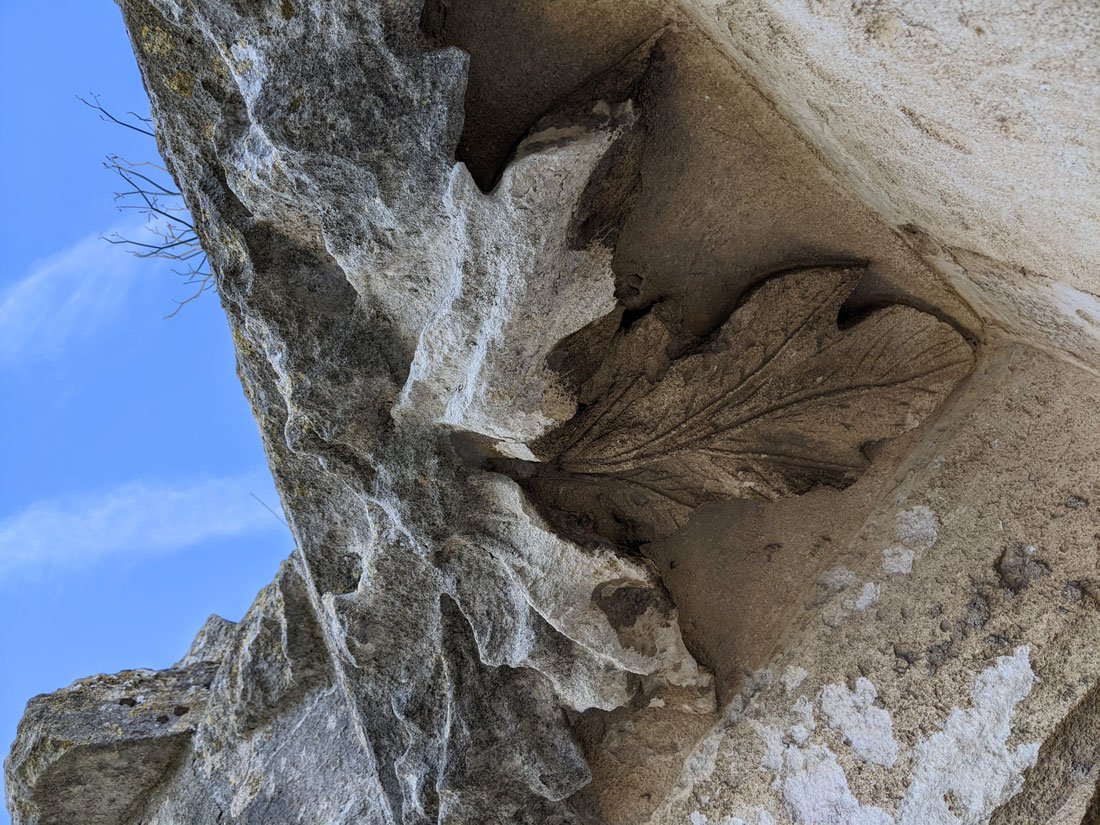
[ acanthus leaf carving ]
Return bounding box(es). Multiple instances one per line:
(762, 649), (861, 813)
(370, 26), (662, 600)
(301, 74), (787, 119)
(524, 266), (975, 544)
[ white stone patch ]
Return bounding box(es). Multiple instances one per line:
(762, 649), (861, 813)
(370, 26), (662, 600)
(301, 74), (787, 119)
(824, 576), (878, 626)
(782, 666), (809, 694)
(819, 565), (857, 592)
(793, 696), (816, 726)
(782, 744), (893, 825)
(493, 441), (538, 461)
(721, 810), (778, 825)
(895, 505), (939, 549)
(228, 41), (268, 106)
(744, 648), (1038, 825)
(896, 647), (1039, 824)
(882, 545), (915, 575)
(820, 678), (899, 767)
(676, 698), (738, 797)
(789, 696), (816, 744)
(845, 582), (880, 612)
(751, 721), (786, 773)
(1052, 279), (1100, 330)
(690, 812), (709, 825)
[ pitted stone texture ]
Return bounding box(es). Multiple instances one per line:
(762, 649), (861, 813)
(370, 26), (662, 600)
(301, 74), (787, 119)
(5, 663), (217, 825)
(42, 1), (714, 822)
(652, 346), (1100, 825)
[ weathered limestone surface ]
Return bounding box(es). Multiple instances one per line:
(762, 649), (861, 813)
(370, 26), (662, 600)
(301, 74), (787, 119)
(6, 1), (1098, 823)
(652, 345), (1100, 825)
(681, 0), (1100, 367)
(5, 663), (216, 825)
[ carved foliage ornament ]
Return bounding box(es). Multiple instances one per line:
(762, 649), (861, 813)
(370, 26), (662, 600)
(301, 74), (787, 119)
(523, 266), (974, 544)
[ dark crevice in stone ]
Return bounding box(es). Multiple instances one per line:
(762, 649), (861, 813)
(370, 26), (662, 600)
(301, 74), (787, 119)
(991, 673), (1100, 825)
(1084, 783), (1100, 825)
(419, 0), (667, 191)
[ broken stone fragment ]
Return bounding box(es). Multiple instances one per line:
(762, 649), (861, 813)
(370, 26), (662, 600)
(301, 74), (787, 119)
(175, 613), (238, 668)
(216, 557), (330, 735)
(5, 662), (217, 825)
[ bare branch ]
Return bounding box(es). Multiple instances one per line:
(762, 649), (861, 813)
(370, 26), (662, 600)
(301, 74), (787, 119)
(105, 158), (180, 196)
(87, 94), (216, 316)
(78, 94), (156, 137)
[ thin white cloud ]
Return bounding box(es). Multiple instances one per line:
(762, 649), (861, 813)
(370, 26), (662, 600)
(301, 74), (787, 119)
(0, 223), (156, 364)
(0, 472), (290, 580)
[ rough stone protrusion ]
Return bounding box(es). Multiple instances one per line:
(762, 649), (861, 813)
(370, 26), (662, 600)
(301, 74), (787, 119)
(5, 663), (216, 825)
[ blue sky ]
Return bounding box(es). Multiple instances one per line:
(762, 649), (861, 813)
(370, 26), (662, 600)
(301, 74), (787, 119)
(0, 4), (292, 816)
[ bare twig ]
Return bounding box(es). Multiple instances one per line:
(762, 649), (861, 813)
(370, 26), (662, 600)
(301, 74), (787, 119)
(79, 93), (155, 137)
(86, 95), (215, 316)
(250, 493), (290, 528)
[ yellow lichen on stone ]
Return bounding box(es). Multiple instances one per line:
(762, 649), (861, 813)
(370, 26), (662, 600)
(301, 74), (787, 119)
(233, 39), (254, 77)
(231, 325), (256, 360)
(169, 71), (194, 98)
(210, 56), (231, 84)
(140, 24), (174, 58)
